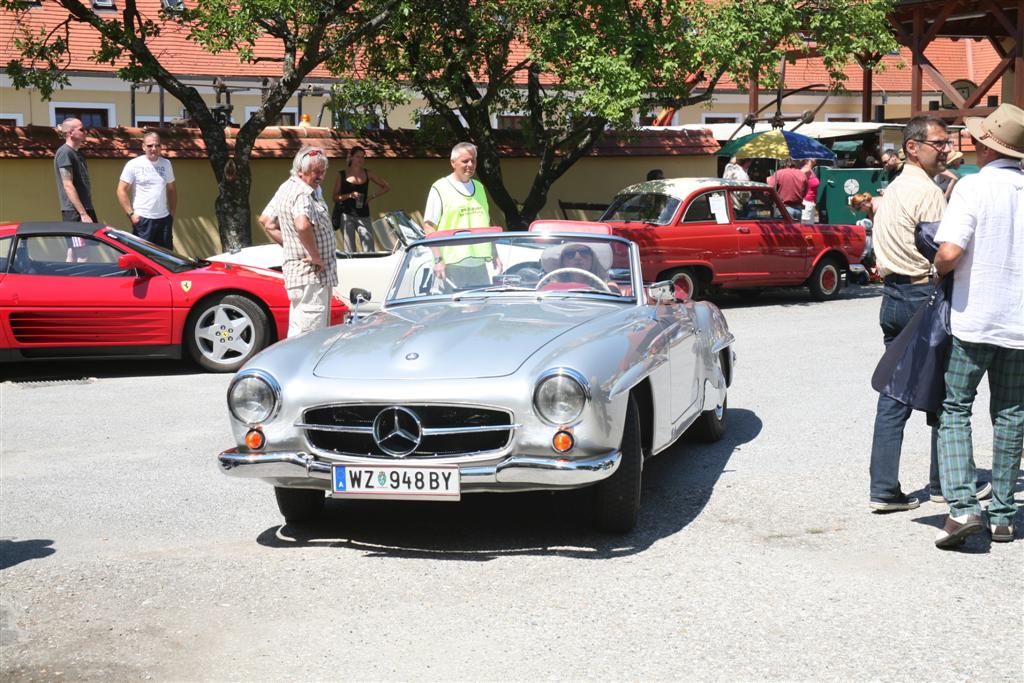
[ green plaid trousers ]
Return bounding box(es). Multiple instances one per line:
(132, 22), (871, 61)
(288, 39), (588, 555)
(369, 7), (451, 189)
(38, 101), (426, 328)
(937, 337), (1024, 524)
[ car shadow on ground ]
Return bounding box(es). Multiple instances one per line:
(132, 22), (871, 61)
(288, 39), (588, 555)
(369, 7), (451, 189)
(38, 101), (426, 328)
(0, 538), (56, 570)
(0, 358), (206, 382)
(254, 408), (763, 560)
(711, 283), (882, 310)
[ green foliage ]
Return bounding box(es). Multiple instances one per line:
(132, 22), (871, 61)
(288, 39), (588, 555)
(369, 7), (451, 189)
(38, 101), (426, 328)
(326, 75), (410, 131)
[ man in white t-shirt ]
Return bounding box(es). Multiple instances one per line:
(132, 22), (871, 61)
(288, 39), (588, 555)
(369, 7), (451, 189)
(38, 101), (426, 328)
(932, 103), (1024, 548)
(117, 131), (177, 249)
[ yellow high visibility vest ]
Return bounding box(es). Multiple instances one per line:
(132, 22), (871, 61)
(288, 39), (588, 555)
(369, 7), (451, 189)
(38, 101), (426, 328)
(432, 178), (492, 263)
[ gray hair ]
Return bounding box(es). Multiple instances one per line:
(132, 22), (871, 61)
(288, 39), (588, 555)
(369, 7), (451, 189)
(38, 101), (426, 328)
(294, 145), (328, 173)
(902, 116), (947, 152)
(450, 141), (477, 161)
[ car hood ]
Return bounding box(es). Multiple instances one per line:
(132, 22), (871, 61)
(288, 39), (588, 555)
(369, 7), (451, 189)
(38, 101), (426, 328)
(313, 300), (618, 380)
(189, 259), (284, 283)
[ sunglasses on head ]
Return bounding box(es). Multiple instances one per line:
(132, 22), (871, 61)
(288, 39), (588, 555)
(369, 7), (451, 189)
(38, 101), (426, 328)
(563, 247), (592, 258)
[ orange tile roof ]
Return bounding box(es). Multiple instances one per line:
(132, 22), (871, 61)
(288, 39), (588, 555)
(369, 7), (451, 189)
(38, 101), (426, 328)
(0, 124), (720, 159)
(2, 3), (1004, 97)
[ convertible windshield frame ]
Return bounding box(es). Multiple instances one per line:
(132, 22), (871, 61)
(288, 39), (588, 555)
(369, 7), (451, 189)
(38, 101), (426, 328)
(104, 228), (197, 273)
(383, 232), (644, 309)
(599, 192), (681, 226)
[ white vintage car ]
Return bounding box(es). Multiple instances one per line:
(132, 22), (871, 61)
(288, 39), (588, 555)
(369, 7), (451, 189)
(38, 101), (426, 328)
(207, 211), (424, 311)
(217, 227), (736, 532)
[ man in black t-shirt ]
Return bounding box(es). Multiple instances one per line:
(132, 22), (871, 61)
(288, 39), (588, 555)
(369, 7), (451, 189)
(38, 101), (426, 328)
(53, 118), (97, 223)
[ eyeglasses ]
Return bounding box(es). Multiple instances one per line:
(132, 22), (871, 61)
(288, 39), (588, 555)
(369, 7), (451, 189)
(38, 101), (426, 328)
(913, 138), (954, 151)
(562, 248), (592, 258)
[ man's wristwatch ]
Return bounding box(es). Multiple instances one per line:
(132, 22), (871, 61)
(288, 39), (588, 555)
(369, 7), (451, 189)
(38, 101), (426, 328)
(434, 256), (443, 264)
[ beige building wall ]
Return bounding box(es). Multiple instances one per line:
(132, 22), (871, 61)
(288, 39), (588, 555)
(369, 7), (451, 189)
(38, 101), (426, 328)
(0, 153), (716, 258)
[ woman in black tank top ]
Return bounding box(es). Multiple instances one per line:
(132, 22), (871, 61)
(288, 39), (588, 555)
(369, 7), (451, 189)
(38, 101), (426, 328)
(332, 146), (390, 252)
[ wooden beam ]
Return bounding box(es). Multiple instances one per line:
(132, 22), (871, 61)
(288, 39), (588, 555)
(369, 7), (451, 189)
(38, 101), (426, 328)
(1016, 0), (1024, 107)
(862, 66), (873, 121)
(911, 8), (924, 115)
(748, 69), (759, 116)
(922, 62), (967, 108)
(982, 0), (1018, 36)
(887, 16), (912, 46)
(964, 56), (1013, 107)
(921, 0), (958, 47)
(989, 34), (1010, 59)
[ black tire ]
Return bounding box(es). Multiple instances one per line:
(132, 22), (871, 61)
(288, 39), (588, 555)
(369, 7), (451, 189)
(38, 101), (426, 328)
(669, 268), (701, 300)
(688, 397), (728, 443)
(808, 257), (843, 301)
(593, 395), (642, 533)
(184, 293), (270, 372)
(274, 487), (325, 523)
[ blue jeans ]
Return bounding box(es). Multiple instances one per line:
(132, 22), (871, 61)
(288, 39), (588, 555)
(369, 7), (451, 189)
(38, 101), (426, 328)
(869, 281), (940, 499)
(134, 215), (174, 250)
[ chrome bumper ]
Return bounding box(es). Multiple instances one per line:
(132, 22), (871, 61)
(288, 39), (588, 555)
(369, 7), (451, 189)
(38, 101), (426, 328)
(217, 447), (621, 492)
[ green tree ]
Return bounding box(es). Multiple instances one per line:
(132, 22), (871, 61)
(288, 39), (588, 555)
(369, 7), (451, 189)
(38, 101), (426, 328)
(3, 0), (398, 250)
(354, 0), (897, 227)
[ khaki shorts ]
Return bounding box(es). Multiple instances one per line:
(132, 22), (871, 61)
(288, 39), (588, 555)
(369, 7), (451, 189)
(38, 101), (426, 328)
(286, 282), (331, 337)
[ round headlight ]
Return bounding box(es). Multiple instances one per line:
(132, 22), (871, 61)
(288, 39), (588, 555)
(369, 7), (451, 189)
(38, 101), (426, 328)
(534, 370), (588, 425)
(228, 372), (279, 425)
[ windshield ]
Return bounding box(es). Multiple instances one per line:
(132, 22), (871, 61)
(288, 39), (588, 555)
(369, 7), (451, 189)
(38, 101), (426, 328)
(600, 192), (680, 225)
(105, 229), (198, 273)
(387, 233), (638, 305)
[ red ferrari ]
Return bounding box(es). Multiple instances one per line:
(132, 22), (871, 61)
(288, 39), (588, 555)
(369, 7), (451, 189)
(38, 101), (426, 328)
(0, 222), (347, 372)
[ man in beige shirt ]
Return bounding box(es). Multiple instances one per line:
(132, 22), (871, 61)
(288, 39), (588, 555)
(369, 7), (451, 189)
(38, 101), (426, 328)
(868, 116), (992, 513)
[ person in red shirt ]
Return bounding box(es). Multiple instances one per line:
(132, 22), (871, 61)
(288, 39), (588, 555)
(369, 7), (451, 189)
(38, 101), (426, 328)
(767, 159), (807, 219)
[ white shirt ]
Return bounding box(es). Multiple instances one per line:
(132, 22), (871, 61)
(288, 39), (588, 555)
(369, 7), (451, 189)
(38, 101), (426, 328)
(935, 158), (1024, 349)
(423, 175), (476, 226)
(119, 155), (175, 218)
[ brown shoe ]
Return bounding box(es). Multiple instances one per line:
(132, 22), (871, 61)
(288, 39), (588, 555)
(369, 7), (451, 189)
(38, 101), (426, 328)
(990, 524), (1015, 543)
(934, 514), (983, 549)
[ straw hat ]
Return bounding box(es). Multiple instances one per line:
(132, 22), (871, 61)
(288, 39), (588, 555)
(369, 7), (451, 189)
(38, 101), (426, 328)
(541, 241), (613, 278)
(965, 103), (1024, 159)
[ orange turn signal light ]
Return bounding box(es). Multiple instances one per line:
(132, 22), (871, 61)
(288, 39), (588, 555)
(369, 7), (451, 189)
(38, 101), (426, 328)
(552, 430), (574, 453)
(245, 429), (265, 450)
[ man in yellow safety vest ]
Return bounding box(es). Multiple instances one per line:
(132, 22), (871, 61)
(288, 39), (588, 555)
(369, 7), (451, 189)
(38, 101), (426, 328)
(423, 142), (502, 287)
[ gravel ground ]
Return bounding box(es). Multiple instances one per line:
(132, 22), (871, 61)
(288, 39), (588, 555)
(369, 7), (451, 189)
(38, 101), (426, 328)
(1, 285), (1021, 682)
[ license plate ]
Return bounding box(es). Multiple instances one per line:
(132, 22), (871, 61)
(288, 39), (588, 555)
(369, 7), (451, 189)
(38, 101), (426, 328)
(331, 464), (460, 501)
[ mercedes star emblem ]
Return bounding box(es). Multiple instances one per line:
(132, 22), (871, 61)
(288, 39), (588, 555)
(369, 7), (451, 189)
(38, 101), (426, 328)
(372, 406), (423, 457)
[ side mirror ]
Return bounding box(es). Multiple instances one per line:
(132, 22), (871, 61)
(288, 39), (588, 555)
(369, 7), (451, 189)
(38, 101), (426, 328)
(118, 252), (156, 276)
(349, 287), (371, 304)
(670, 272), (692, 301)
(649, 280), (676, 304)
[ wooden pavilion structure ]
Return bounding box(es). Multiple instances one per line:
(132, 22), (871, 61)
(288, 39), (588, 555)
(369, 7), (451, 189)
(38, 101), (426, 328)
(886, 0), (1022, 122)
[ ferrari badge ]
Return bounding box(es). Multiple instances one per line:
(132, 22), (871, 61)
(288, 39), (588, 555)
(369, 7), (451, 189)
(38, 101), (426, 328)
(181, 281), (192, 293)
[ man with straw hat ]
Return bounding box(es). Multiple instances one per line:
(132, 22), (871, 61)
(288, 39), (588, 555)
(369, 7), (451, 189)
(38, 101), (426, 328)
(932, 103), (1024, 548)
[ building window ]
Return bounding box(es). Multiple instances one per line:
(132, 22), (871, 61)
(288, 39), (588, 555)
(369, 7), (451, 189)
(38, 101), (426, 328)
(244, 106), (297, 127)
(701, 113), (742, 125)
(92, 0), (115, 9)
(51, 103), (116, 128)
(162, 0), (183, 8)
(0, 113), (25, 126)
(825, 113), (862, 122)
(495, 114), (527, 130)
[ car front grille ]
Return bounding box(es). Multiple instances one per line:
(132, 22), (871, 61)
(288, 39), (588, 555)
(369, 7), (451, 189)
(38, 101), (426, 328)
(299, 404), (515, 458)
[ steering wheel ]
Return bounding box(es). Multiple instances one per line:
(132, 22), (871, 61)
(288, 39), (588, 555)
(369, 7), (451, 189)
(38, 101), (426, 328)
(536, 267), (611, 292)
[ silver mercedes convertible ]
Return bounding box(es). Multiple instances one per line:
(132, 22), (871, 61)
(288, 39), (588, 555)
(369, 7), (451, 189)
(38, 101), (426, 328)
(217, 226), (735, 532)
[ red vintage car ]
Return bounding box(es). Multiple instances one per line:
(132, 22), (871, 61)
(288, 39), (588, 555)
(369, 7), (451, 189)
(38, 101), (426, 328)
(0, 222), (347, 371)
(595, 178), (868, 300)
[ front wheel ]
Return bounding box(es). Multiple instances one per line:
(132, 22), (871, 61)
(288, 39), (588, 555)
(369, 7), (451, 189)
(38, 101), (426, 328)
(184, 293), (270, 372)
(808, 257), (843, 301)
(593, 395), (642, 533)
(274, 487), (325, 523)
